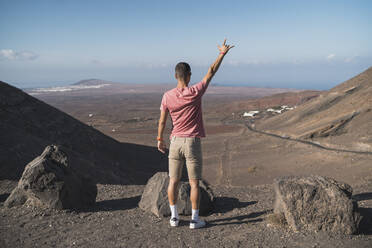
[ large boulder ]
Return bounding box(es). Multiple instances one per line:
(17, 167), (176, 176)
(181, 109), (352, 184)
(4, 145), (97, 209)
(139, 172), (214, 217)
(273, 175), (361, 234)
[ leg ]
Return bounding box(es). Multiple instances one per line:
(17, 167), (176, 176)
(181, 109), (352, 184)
(189, 178), (205, 228)
(168, 161), (183, 225)
(168, 177), (180, 227)
(168, 138), (184, 227)
(189, 178), (200, 210)
(168, 137), (184, 206)
(185, 138), (205, 228)
(168, 177), (180, 205)
(185, 138), (203, 210)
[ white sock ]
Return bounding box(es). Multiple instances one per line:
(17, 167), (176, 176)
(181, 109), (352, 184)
(170, 205), (179, 219)
(192, 209), (199, 221)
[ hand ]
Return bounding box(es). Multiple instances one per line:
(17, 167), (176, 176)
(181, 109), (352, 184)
(218, 38), (235, 54)
(157, 140), (167, 153)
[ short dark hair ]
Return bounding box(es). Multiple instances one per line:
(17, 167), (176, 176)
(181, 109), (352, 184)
(175, 62), (191, 80)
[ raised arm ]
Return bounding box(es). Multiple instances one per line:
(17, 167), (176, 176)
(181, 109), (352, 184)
(202, 38), (234, 88)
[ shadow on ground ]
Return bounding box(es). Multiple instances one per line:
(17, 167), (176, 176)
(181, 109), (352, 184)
(213, 197), (257, 214)
(0, 193), (10, 203)
(353, 192), (372, 235)
(353, 192), (372, 202)
(207, 210), (266, 227)
(78, 195), (141, 213)
(358, 208), (372, 235)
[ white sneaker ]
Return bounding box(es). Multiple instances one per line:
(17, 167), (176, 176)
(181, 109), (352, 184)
(170, 217), (179, 227)
(189, 219), (206, 229)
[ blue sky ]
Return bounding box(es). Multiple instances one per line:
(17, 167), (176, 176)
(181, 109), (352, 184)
(0, 0), (371, 89)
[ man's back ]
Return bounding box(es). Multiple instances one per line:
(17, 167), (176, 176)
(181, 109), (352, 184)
(160, 80), (208, 138)
(156, 39), (234, 229)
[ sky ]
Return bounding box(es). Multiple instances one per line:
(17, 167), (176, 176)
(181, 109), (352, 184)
(0, 0), (371, 90)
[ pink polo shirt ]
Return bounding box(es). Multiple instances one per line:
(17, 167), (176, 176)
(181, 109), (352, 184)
(160, 80), (208, 138)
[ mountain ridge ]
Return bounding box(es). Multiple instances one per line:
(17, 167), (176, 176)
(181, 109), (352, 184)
(72, 79), (117, 86)
(255, 66), (372, 151)
(0, 81), (167, 184)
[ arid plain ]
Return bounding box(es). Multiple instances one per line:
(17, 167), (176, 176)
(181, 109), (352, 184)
(30, 78), (371, 187)
(1, 71), (372, 247)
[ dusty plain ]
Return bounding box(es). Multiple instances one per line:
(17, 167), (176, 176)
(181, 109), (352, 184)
(1, 80), (371, 247)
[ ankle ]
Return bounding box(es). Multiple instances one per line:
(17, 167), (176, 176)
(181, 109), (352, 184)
(191, 209), (199, 221)
(170, 204), (179, 219)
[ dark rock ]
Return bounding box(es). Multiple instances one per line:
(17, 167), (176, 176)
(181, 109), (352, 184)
(139, 172), (214, 217)
(4, 145), (97, 209)
(273, 175), (361, 234)
(139, 172), (169, 217)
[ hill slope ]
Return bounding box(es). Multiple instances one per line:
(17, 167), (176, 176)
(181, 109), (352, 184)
(217, 90), (321, 113)
(255, 67), (372, 151)
(0, 81), (167, 184)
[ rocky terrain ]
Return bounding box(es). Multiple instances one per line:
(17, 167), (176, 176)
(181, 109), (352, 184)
(1, 70), (372, 247)
(1, 179), (371, 248)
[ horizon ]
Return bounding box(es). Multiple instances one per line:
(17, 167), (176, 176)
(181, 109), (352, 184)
(1, 0), (371, 90)
(14, 76), (352, 92)
(17, 78), (307, 91)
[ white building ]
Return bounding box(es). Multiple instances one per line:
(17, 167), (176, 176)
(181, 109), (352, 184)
(243, 110), (260, 117)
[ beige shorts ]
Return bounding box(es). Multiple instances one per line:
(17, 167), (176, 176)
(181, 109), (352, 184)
(168, 136), (203, 180)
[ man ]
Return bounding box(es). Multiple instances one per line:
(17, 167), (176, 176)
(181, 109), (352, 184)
(157, 39), (234, 229)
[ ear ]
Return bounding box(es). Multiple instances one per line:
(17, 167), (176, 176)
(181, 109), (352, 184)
(175, 73), (178, 80)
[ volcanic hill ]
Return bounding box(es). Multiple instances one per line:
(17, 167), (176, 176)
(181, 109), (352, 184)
(0, 81), (167, 184)
(255, 67), (372, 152)
(72, 79), (117, 86)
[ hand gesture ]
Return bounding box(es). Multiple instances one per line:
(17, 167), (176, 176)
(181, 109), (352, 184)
(218, 38), (235, 54)
(157, 140), (167, 154)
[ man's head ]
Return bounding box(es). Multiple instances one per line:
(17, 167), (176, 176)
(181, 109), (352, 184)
(175, 62), (191, 84)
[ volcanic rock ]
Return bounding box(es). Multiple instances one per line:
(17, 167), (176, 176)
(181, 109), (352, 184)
(273, 175), (361, 234)
(139, 172), (214, 217)
(4, 145), (97, 209)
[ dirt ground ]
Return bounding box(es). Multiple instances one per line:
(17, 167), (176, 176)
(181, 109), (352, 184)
(1, 178), (372, 248)
(1, 84), (372, 247)
(33, 88), (372, 187)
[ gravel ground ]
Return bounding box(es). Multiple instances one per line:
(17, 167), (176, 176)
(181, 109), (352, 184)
(1, 179), (372, 248)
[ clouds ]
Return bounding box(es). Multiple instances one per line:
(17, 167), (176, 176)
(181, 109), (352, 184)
(0, 49), (38, 61)
(326, 54), (336, 60)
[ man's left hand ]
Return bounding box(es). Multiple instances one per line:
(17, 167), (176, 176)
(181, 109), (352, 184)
(158, 140), (167, 153)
